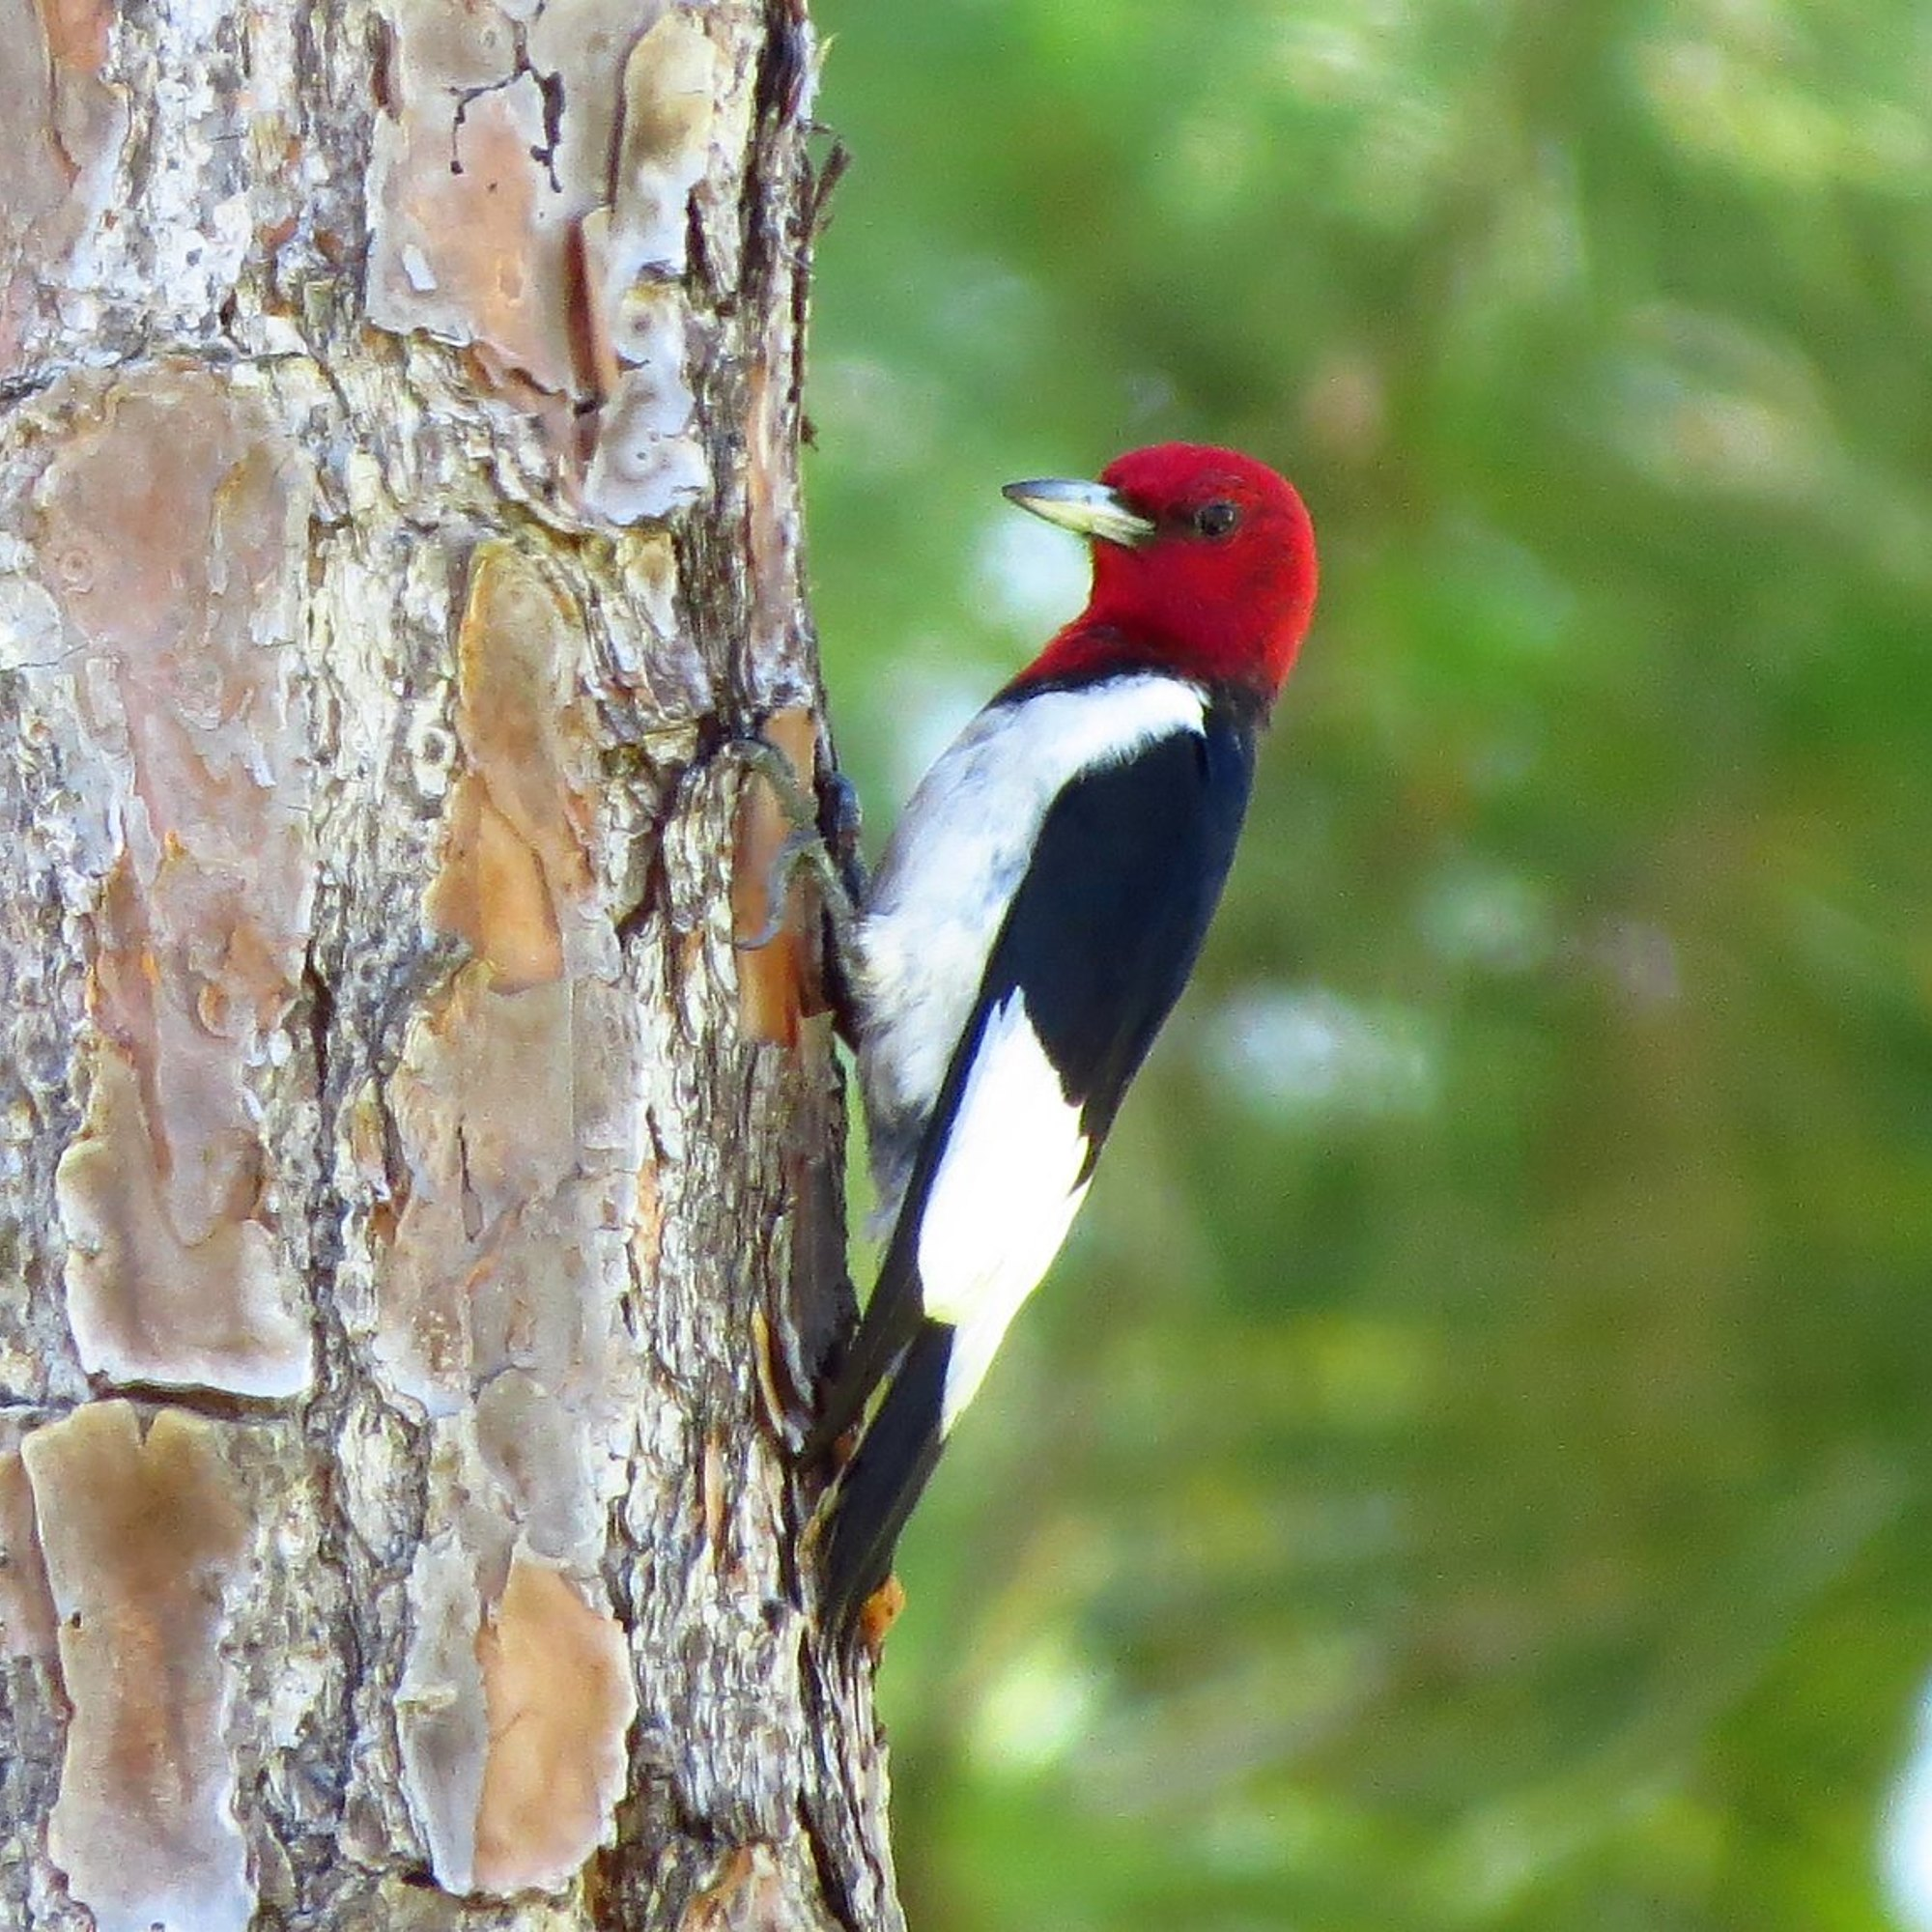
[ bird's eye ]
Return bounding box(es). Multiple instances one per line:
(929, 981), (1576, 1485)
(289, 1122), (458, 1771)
(1193, 499), (1240, 539)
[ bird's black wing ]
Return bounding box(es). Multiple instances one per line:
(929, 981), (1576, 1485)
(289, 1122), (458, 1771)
(815, 702), (1258, 1636)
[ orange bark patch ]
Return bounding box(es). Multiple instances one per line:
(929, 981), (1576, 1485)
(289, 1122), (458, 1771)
(369, 73), (570, 394)
(23, 1402), (252, 1931)
(363, 1), (729, 514)
(0, 1435), (57, 1665)
(37, 0), (111, 73)
(632, 1140), (664, 1283)
(432, 778), (565, 991)
(36, 371), (314, 1396)
(1, 0), (125, 374)
(472, 1557), (636, 1894)
(426, 542), (595, 991)
(730, 707), (824, 1048)
(58, 1052), (306, 1396)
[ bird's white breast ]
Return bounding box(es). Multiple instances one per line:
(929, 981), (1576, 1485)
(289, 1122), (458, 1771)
(856, 672), (1207, 1219)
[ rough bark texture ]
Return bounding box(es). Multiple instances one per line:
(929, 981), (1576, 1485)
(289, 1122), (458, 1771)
(0, 2), (900, 1927)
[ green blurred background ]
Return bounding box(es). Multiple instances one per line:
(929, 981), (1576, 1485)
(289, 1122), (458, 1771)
(801, 3), (1932, 1926)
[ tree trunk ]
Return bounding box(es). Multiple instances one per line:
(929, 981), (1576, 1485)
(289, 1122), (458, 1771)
(0, 2), (899, 1927)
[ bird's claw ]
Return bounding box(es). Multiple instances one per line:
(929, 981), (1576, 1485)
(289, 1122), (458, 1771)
(724, 734), (867, 1038)
(726, 735), (824, 835)
(735, 824), (840, 952)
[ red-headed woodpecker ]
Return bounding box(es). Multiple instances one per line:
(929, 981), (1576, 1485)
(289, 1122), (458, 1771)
(812, 443), (1319, 1640)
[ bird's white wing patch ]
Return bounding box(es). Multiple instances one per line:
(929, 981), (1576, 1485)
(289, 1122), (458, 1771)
(916, 990), (1093, 1433)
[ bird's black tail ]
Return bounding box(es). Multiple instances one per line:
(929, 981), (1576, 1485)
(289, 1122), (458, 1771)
(816, 1318), (954, 1640)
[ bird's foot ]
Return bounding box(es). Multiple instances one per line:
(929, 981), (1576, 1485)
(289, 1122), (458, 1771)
(736, 822), (854, 953)
(724, 735), (867, 1031)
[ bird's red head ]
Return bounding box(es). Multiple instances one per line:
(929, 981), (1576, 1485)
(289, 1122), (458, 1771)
(1003, 442), (1318, 708)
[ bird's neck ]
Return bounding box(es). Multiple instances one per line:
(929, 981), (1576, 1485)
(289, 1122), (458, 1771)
(1006, 618), (1287, 717)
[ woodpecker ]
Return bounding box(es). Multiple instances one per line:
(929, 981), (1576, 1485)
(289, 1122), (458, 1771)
(811, 442), (1319, 1641)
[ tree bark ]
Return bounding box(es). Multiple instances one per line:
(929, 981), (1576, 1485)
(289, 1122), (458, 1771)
(0, 2), (899, 1927)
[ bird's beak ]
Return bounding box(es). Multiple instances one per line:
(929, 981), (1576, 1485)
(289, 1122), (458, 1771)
(1002, 476), (1156, 549)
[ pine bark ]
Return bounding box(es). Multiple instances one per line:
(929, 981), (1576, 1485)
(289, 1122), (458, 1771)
(0, 2), (898, 1927)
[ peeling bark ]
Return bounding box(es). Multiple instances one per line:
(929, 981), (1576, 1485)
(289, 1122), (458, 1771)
(0, 2), (899, 1927)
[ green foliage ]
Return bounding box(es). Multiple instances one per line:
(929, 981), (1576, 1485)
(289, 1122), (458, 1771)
(806, 2), (1932, 1924)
